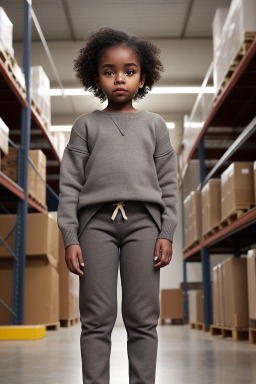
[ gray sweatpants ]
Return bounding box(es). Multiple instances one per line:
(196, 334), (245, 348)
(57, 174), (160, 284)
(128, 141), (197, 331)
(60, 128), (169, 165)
(78, 200), (161, 384)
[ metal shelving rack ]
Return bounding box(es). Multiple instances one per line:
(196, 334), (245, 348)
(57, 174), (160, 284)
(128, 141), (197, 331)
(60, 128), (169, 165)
(0, 1), (60, 324)
(181, 37), (256, 331)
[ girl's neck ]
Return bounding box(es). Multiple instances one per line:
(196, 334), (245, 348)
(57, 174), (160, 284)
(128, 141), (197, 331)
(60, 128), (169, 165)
(102, 108), (139, 113)
(102, 101), (139, 113)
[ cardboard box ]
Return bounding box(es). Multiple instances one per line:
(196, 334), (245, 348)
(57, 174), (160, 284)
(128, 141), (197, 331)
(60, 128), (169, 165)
(212, 266), (220, 326)
(222, 257), (248, 328)
(188, 290), (204, 324)
(0, 258), (59, 325)
(0, 213), (59, 267)
(58, 232), (79, 321)
(190, 191), (202, 245)
(202, 179), (221, 235)
(221, 162), (254, 221)
(0, 146), (18, 182)
(217, 263), (225, 327)
(28, 150), (46, 206)
(160, 289), (184, 320)
(184, 194), (191, 249)
(184, 190), (202, 248)
(247, 248), (256, 320)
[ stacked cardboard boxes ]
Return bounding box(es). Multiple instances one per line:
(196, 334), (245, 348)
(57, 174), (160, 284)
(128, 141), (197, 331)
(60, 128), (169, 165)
(201, 179), (221, 236)
(247, 248), (256, 327)
(212, 258), (249, 328)
(0, 212), (59, 325)
(220, 162), (254, 221)
(58, 231), (79, 322)
(212, 266), (220, 326)
(188, 290), (204, 325)
(47, 211), (80, 322)
(1, 148), (46, 207)
(28, 149), (47, 207)
(160, 289), (184, 322)
(0, 146), (18, 182)
(184, 162), (255, 256)
(184, 191), (202, 249)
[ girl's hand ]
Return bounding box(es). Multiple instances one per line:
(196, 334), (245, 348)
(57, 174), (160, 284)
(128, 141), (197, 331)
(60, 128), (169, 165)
(65, 244), (84, 276)
(153, 239), (173, 269)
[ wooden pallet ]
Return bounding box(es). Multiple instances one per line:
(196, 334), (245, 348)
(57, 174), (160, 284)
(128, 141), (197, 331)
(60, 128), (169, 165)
(189, 322), (207, 332)
(183, 240), (200, 253)
(31, 98), (50, 131)
(45, 321), (60, 331)
(28, 193), (47, 210)
(217, 206), (254, 230)
(60, 317), (80, 327)
(249, 328), (256, 344)
(160, 318), (184, 325)
(210, 325), (248, 341)
(0, 40), (26, 98)
(214, 32), (256, 104)
(202, 225), (219, 240)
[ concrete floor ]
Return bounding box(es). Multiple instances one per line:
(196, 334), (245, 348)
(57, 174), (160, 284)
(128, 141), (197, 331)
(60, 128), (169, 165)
(1, 324), (256, 384)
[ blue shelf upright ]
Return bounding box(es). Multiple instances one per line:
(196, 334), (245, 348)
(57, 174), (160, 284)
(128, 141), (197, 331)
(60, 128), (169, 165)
(11, 0), (32, 325)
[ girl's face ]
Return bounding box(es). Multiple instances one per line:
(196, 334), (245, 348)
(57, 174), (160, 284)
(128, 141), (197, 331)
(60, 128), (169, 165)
(94, 44), (146, 108)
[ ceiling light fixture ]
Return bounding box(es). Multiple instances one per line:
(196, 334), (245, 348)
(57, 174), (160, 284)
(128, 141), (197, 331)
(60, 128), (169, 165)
(49, 86), (215, 96)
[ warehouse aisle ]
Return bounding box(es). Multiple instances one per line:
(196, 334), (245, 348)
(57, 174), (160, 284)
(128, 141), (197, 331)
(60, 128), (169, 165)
(1, 324), (255, 384)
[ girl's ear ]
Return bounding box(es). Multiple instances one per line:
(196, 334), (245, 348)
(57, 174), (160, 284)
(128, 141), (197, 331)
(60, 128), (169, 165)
(93, 74), (100, 89)
(139, 74), (146, 89)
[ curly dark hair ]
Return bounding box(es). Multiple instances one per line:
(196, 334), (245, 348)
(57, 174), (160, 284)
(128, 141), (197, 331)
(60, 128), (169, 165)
(73, 27), (164, 103)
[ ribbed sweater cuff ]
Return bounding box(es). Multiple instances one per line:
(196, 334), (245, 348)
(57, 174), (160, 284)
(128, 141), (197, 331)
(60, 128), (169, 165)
(61, 227), (79, 249)
(157, 219), (177, 243)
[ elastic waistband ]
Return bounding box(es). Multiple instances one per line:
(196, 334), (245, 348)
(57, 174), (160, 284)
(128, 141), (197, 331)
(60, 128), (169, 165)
(98, 200), (147, 213)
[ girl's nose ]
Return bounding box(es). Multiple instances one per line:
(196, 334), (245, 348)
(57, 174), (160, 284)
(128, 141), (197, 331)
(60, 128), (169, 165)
(114, 74), (125, 84)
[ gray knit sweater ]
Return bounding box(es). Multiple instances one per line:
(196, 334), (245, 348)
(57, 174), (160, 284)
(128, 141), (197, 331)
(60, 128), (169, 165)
(57, 109), (178, 249)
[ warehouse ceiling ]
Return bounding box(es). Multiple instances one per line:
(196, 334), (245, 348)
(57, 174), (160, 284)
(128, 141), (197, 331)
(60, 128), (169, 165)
(1, 0), (231, 153)
(2, 0), (231, 41)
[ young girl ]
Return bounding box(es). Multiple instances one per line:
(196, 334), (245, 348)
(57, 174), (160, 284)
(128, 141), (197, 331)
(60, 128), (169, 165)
(57, 27), (178, 384)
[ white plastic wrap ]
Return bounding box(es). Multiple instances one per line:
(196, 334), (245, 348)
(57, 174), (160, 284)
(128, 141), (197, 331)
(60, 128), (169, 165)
(0, 117), (9, 155)
(31, 66), (51, 127)
(212, 8), (229, 58)
(51, 131), (66, 159)
(213, 0), (256, 93)
(181, 91), (214, 174)
(0, 7), (14, 55)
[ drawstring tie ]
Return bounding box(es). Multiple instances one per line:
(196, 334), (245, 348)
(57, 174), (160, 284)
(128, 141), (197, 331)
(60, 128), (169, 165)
(111, 201), (128, 221)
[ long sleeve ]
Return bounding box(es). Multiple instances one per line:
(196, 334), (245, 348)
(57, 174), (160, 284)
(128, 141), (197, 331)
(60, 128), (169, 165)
(57, 117), (90, 249)
(154, 117), (178, 243)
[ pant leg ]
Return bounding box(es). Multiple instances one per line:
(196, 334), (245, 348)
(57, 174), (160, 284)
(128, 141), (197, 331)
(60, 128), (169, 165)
(119, 205), (161, 384)
(78, 209), (120, 384)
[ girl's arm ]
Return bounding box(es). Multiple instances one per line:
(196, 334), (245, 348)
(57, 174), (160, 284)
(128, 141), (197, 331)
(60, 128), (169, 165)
(153, 116), (178, 244)
(57, 116), (90, 249)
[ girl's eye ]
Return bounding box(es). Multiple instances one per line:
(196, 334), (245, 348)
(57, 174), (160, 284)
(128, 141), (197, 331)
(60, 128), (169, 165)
(104, 70), (114, 76)
(126, 69), (135, 75)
